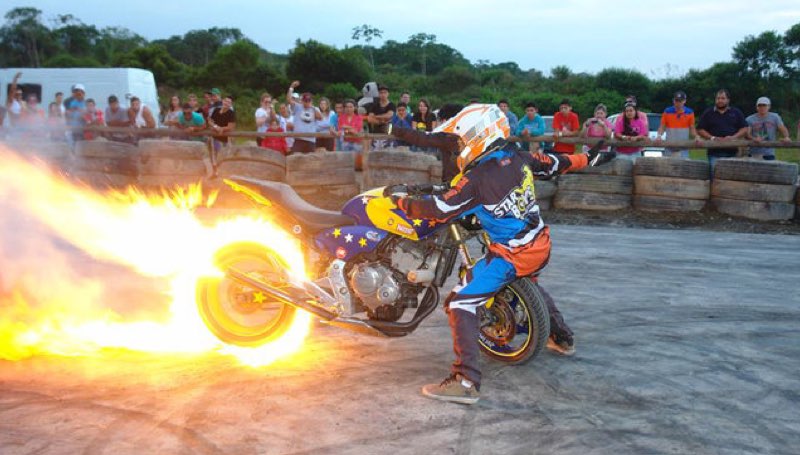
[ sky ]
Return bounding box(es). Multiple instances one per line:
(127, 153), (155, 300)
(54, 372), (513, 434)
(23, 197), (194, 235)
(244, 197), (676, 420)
(17, 0), (800, 79)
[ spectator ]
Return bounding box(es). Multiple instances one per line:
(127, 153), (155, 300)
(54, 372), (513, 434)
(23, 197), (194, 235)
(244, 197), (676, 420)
(187, 93), (200, 112)
(261, 116), (288, 155)
(399, 91), (411, 106)
(366, 85), (395, 150)
(580, 103), (612, 152)
(412, 98), (436, 152)
(6, 72), (24, 126)
(208, 88), (223, 111)
(697, 89), (749, 174)
(515, 102), (546, 152)
(331, 100), (344, 150)
(46, 102), (65, 141)
(0, 106), (5, 133)
(198, 91), (212, 121)
(128, 96), (156, 129)
(413, 98), (435, 132)
(612, 101), (649, 161)
(53, 91), (65, 117)
(389, 103), (464, 182)
(208, 95), (236, 152)
(278, 102), (294, 149)
(82, 98), (105, 140)
(255, 92), (275, 145)
(746, 97), (791, 160)
(163, 95), (182, 127)
(655, 91), (697, 158)
(552, 99), (580, 154)
(286, 80), (322, 154)
(497, 99), (519, 135)
(176, 102), (206, 142)
(337, 99), (364, 153)
(22, 94), (45, 121)
(105, 95), (133, 143)
(316, 97), (335, 151)
(390, 102), (414, 148)
(625, 94), (649, 124)
(65, 83), (88, 143)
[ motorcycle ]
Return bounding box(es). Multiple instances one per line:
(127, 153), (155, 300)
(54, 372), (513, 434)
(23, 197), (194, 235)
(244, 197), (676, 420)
(196, 176), (551, 364)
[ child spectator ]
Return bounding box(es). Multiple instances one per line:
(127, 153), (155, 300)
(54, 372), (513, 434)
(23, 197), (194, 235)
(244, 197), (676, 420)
(580, 103), (612, 152)
(515, 102), (546, 151)
(82, 98), (105, 140)
(552, 99), (580, 154)
(391, 103), (414, 148)
(331, 100), (344, 150)
(260, 116), (288, 155)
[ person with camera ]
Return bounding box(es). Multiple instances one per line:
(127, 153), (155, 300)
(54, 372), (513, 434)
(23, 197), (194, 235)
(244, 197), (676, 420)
(286, 80), (322, 154)
(580, 103), (613, 152)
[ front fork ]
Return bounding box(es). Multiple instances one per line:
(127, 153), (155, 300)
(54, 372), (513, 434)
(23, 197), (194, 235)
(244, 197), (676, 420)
(448, 224), (497, 309)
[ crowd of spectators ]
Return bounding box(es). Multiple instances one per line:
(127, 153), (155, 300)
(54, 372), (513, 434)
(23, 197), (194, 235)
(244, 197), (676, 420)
(2, 71), (798, 172)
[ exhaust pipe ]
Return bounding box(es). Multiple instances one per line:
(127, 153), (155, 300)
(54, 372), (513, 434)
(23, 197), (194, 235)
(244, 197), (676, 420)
(226, 268), (338, 321)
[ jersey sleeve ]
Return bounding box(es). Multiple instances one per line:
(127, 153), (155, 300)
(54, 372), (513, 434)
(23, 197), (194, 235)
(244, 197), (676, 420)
(524, 151), (588, 177)
(398, 173), (480, 222)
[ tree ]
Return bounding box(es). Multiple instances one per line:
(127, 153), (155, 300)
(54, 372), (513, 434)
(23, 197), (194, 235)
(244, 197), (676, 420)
(595, 68), (652, 105)
(0, 7), (56, 67)
(51, 15), (100, 58)
(408, 33), (436, 77)
(113, 44), (188, 88)
(196, 40), (284, 93)
(733, 31), (791, 79)
(351, 24), (383, 71)
(287, 40), (371, 94)
(93, 26), (146, 65)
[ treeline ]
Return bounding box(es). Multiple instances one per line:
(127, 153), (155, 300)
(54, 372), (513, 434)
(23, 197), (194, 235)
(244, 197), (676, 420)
(2, 7), (799, 127)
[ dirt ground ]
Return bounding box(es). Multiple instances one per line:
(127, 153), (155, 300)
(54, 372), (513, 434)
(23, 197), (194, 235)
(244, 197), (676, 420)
(1, 217), (799, 454)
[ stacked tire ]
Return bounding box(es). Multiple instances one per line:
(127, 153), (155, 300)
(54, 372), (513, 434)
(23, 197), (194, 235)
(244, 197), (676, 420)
(711, 159), (798, 221)
(4, 139), (72, 173)
(70, 140), (139, 189)
(137, 139), (208, 189)
(633, 157), (710, 212)
(554, 159), (633, 210)
(534, 180), (557, 211)
(217, 145), (286, 182)
(364, 149), (440, 188)
(286, 152), (358, 210)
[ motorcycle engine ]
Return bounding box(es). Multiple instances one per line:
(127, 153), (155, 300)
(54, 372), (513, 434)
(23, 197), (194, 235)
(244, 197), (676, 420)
(348, 239), (439, 322)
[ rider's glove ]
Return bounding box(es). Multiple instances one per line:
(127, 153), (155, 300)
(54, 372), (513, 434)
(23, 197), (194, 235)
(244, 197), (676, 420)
(585, 140), (616, 166)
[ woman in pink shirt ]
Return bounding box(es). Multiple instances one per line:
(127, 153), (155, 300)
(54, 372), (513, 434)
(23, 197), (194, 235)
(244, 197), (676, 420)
(337, 99), (363, 152)
(613, 101), (649, 160)
(580, 103), (612, 152)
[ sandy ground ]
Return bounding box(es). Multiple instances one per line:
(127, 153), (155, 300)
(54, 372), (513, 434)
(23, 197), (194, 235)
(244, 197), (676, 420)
(1, 224), (799, 455)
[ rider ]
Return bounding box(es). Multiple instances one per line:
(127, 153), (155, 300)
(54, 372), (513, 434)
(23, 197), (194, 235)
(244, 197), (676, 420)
(389, 104), (614, 404)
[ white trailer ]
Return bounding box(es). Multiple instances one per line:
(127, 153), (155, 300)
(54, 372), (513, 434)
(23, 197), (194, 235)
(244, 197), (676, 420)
(0, 67), (160, 124)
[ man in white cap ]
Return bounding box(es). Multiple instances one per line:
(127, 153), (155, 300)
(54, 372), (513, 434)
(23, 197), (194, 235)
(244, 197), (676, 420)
(746, 96), (791, 160)
(65, 83), (87, 143)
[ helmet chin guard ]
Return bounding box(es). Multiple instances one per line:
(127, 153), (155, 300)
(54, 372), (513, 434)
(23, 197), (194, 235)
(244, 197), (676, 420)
(434, 104), (510, 172)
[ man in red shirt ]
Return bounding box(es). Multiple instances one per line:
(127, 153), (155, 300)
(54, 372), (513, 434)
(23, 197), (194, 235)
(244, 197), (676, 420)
(552, 99), (580, 154)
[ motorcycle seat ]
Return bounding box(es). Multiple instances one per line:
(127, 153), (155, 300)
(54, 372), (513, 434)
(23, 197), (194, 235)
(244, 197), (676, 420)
(227, 176), (355, 232)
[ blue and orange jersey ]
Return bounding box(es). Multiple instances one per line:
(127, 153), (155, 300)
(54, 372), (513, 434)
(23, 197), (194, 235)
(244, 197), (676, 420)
(660, 106), (695, 129)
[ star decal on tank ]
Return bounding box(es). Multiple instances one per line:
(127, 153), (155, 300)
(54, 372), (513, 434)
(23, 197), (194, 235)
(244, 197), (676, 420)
(344, 233), (354, 243)
(358, 238), (367, 247)
(333, 228), (341, 238)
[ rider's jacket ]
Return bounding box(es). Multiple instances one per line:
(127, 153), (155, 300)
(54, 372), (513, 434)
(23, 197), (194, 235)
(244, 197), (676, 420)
(399, 143), (588, 249)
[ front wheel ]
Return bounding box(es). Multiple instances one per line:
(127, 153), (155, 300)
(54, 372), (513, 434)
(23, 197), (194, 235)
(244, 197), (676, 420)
(477, 278), (550, 364)
(196, 242), (297, 347)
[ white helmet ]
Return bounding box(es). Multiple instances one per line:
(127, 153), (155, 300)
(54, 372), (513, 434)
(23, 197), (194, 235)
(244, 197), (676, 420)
(433, 104), (509, 171)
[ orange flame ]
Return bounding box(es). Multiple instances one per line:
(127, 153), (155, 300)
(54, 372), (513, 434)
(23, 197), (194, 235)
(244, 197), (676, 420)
(0, 145), (311, 367)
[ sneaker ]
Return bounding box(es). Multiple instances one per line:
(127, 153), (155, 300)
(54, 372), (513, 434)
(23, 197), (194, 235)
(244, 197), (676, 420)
(421, 374), (480, 405)
(547, 335), (575, 356)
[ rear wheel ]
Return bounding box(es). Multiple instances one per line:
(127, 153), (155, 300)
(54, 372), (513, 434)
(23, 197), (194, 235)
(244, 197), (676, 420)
(478, 278), (550, 364)
(196, 242), (296, 347)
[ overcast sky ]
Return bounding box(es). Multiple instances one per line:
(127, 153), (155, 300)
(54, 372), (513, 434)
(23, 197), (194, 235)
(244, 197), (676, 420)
(19, 0), (800, 79)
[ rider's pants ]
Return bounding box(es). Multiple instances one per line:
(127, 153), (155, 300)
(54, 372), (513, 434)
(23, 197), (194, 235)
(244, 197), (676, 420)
(445, 227), (571, 387)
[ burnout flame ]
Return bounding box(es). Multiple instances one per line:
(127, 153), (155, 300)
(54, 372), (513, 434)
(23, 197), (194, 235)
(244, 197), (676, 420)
(0, 145), (311, 367)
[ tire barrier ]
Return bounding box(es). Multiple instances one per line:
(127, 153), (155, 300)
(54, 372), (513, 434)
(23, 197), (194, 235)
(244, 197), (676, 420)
(711, 159), (798, 221)
(70, 140), (139, 189)
(217, 146), (286, 182)
(137, 139), (208, 189)
(796, 187), (800, 220)
(535, 179), (557, 211)
(286, 152), (358, 210)
(633, 157), (710, 212)
(364, 149), (441, 188)
(4, 139), (73, 172)
(555, 159), (632, 211)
